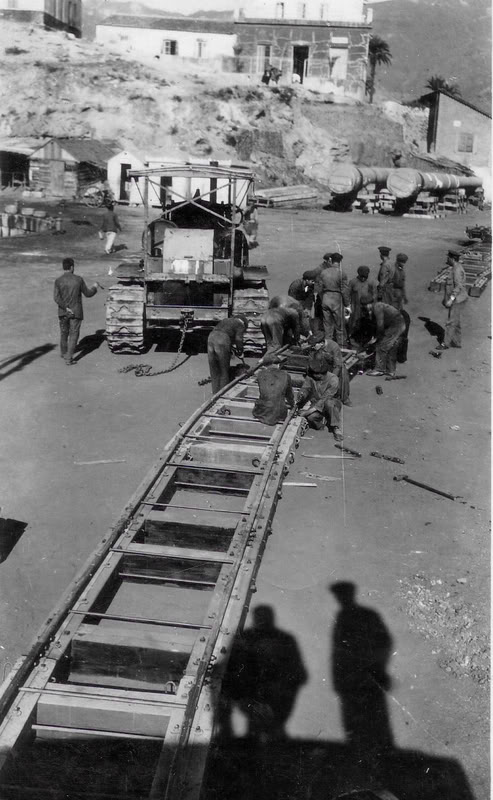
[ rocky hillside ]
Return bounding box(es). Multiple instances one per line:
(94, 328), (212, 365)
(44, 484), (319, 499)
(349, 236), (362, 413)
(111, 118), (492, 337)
(1, 20), (411, 192)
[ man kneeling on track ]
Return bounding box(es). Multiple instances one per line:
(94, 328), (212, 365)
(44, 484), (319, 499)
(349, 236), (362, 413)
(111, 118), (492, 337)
(294, 351), (344, 442)
(253, 353), (295, 426)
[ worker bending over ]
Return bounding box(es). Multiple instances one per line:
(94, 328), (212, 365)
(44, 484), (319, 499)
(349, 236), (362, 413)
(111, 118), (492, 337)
(366, 302), (406, 377)
(253, 353), (295, 425)
(207, 315), (249, 394)
(260, 305), (300, 352)
(269, 295), (311, 338)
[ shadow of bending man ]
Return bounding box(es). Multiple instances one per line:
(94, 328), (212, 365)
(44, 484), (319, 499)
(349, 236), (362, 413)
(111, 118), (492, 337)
(330, 582), (394, 763)
(221, 604), (308, 743)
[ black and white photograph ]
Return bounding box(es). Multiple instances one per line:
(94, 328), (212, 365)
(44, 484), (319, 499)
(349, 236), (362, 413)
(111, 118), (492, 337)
(0, 0), (490, 798)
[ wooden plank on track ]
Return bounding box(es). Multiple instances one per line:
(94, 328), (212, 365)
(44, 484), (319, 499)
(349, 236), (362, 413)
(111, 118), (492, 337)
(36, 692), (172, 739)
(121, 543), (234, 564)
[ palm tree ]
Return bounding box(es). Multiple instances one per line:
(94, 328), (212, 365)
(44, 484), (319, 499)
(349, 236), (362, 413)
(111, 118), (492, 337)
(366, 35), (392, 104)
(425, 75), (461, 97)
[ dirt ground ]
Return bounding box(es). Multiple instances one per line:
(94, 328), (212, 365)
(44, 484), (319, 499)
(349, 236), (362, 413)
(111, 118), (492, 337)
(0, 197), (489, 798)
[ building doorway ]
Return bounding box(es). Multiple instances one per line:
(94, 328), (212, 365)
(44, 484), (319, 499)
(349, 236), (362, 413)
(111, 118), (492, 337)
(160, 176), (173, 207)
(119, 163), (131, 201)
(292, 45), (309, 83)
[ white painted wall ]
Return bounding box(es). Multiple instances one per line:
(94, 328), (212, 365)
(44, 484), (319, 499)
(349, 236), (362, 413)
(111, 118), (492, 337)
(0, 0), (44, 10)
(107, 150), (146, 205)
(96, 25), (236, 59)
(236, 0), (365, 22)
(0, 0), (81, 27)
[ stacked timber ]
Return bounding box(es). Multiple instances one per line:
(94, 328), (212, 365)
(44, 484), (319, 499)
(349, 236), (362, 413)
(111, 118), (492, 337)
(428, 242), (491, 297)
(232, 286), (269, 354)
(254, 185), (318, 207)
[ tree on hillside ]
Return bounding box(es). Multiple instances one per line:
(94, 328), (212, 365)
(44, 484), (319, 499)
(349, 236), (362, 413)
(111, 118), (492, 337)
(425, 75), (461, 97)
(365, 35), (392, 104)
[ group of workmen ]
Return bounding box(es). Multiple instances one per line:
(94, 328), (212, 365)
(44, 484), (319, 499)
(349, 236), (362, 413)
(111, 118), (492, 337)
(207, 244), (467, 443)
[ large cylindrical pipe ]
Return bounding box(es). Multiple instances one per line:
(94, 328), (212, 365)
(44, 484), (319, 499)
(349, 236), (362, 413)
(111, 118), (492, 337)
(328, 164), (392, 195)
(387, 168), (482, 199)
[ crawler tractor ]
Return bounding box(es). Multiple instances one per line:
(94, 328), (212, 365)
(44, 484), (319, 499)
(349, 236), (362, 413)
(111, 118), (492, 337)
(105, 163), (269, 354)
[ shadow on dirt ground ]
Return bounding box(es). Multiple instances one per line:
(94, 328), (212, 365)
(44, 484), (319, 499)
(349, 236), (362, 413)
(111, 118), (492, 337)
(0, 344), (56, 382)
(206, 595), (475, 800)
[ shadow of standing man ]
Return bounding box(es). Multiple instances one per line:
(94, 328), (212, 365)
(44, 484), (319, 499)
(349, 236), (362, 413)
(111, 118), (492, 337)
(222, 605), (308, 744)
(330, 582), (394, 766)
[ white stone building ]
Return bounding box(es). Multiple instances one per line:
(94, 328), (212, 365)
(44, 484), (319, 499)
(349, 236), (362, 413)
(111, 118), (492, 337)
(0, 0), (81, 37)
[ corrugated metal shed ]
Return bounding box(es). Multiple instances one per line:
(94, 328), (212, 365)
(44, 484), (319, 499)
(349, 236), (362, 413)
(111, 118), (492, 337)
(98, 15), (234, 34)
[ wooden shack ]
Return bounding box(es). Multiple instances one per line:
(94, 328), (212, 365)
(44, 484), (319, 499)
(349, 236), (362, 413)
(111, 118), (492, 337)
(29, 138), (120, 198)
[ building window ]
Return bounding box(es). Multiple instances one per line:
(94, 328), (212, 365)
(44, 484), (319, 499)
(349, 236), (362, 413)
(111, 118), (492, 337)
(298, 2), (307, 18)
(162, 40), (178, 55)
(196, 39), (206, 58)
(320, 3), (328, 19)
(275, 2), (284, 18)
(457, 132), (474, 153)
(7, 0), (18, 7)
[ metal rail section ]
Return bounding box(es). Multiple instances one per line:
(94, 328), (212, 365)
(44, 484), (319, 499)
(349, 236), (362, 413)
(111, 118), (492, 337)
(0, 351), (319, 800)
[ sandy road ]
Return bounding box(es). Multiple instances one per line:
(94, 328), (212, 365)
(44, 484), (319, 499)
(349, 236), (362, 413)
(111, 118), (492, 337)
(0, 199), (489, 796)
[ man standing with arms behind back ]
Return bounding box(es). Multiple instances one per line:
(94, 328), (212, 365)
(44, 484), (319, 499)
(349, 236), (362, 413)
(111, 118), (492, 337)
(54, 258), (98, 365)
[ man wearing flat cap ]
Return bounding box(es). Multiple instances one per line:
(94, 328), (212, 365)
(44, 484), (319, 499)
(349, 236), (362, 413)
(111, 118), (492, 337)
(391, 253), (409, 310)
(207, 314), (249, 394)
(288, 271), (317, 312)
(294, 341), (344, 441)
(377, 246), (394, 304)
(348, 266), (378, 345)
(314, 252), (350, 347)
(253, 353), (295, 425)
(436, 250), (468, 350)
(366, 301), (406, 377)
(306, 332), (351, 405)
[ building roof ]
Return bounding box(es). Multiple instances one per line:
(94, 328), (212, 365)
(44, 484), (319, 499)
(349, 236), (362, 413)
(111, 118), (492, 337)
(235, 17), (370, 28)
(58, 139), (120, 166)
(0, 137), (51, 156)
(98, 15), (235, 35)
(32, 138), (121, 167)
(420, 90), (492, 120)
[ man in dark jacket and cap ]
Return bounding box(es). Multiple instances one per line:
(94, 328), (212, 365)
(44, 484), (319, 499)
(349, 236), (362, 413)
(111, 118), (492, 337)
(207, 314), (249, 394)
(348, 265), (378, 344)
(391, 253), (409, 310)
(288, 270), (317, 312)
(253, 353), (295, 425)
(377, 246), (393, 303)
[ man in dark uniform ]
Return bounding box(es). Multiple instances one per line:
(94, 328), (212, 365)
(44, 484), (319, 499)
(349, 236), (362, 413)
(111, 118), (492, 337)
(366, 302), (406, 377)
(377, 246), (393, 303)
(53, 257), (99, 365)
(348, 265), (378, 344)
(288, 271), (316, 311)
(391, 253), (409, 310)
(315, 252), (350, 347)
(253, 353), (295, 425)
(207, 314), (249, 394)
(260, 305), (300, 352)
